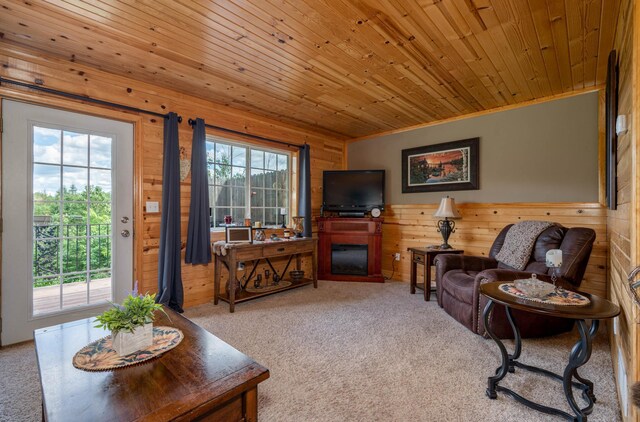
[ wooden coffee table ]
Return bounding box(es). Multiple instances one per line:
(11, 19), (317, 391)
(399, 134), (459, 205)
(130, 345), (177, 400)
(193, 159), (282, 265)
(34, 307), (270, 421)
(479, 282), (619, 421)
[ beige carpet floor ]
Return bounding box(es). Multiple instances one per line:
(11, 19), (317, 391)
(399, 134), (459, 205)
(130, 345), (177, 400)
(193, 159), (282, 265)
(0, 280), (622, 421)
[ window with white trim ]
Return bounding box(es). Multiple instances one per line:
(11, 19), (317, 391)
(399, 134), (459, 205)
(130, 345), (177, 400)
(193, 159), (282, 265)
(206, 137), (290, 228)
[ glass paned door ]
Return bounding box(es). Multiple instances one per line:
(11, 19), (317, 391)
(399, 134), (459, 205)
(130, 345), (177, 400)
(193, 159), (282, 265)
(32, 127), (114, 315)
(2, 99), (133, 345)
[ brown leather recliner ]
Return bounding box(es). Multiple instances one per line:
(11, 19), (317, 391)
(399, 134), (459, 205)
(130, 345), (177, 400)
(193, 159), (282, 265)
(434, 224), (596, 339)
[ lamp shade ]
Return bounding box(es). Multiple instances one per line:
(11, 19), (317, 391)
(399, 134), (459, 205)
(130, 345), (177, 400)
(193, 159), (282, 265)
(434, 196), (461, 219)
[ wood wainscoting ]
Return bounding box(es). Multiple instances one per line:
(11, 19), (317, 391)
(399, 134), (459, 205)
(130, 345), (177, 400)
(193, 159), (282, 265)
(381, 202), (607, 298)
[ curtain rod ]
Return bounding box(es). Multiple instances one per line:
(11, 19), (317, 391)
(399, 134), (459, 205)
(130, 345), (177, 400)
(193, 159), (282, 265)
(187, 118), (300, 149)
(0, 77), (182, 123)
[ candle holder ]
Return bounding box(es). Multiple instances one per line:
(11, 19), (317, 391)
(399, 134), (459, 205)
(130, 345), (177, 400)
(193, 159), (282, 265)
(545, 249), (563, 290)
(280, 208), (287, 228)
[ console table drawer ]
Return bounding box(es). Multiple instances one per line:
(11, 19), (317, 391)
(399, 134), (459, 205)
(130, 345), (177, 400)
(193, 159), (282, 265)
(234, 247), (265, 261)
(263, 242), (310, 257)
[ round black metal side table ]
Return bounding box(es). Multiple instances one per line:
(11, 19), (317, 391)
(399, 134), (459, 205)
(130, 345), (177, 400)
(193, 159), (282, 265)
(479, 282), (620, 422)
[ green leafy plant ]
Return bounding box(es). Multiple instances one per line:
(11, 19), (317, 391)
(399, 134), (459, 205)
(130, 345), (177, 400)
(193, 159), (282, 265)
(95, 293), (164, 334)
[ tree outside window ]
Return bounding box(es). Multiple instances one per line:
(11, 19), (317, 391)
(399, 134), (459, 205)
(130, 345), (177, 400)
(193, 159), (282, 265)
(206, 138), (290, 227)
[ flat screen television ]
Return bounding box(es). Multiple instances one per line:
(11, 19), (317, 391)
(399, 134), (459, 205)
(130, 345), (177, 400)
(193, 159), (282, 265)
(322, 170), (385, 215)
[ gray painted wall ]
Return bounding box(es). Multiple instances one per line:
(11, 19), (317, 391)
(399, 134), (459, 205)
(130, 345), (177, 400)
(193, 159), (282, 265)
(347, 92), (599, 204)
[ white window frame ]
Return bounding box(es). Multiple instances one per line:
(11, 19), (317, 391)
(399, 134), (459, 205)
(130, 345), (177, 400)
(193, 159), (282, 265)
(206, 136), (292, 230)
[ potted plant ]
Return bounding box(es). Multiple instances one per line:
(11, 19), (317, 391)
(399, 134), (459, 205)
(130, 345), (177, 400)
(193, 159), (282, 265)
(95, 292), (164, 356)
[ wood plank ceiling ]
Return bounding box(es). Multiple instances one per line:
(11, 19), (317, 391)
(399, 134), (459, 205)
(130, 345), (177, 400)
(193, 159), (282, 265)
(0, 0), (621, 139)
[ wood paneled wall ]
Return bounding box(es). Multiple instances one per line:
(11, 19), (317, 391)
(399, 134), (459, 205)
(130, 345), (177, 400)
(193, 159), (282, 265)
(0, 41), (344, 308)
(608, 0), (639, 420)
(381, 203), (607, 298)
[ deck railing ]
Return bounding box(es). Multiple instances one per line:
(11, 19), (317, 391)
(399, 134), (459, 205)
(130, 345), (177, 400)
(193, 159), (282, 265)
(33, 223), (111, 278)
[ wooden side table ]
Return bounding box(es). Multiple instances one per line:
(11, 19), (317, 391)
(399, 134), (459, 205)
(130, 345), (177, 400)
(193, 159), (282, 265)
(408, 247), (463, 301)
(479, 282), (620, 421)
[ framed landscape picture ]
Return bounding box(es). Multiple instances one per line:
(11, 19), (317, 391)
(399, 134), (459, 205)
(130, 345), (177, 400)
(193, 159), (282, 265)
(401, 138), (479, 193)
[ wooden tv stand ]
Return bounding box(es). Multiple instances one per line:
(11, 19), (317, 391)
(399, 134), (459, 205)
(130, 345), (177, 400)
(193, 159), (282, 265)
(317, 217), (384, 283)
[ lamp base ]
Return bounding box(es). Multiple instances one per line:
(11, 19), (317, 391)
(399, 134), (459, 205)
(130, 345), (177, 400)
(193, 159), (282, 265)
(437, 218), (456, 250)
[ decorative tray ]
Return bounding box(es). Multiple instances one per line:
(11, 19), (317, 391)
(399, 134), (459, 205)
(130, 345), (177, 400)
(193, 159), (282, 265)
(499, 283), (590, 306)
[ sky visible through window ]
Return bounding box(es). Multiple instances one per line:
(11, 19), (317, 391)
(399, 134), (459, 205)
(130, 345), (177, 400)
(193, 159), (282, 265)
(33, 127), (112, 196)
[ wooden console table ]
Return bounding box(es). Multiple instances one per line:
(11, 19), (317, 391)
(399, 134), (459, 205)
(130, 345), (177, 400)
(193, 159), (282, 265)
(35, 307), (269, 421)
(214, 237), (318, 312)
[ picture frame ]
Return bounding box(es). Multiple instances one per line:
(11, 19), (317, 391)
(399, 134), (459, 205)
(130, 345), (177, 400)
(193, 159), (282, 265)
(401, 137), (479, 193)
(225, 226), (253, 244)
(605, 49), (618, 210)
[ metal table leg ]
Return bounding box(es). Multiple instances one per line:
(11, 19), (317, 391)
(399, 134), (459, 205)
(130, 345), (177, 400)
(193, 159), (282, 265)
(483, 300), (598, 421)
(572, 320), (599, 404)
(563, 320), (597, 420)
(484, 299), (512, 399)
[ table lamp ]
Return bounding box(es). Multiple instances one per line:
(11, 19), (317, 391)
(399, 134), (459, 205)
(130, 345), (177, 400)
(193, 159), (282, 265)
(546, 249), (563, 288)
(434, 196), (461, 249)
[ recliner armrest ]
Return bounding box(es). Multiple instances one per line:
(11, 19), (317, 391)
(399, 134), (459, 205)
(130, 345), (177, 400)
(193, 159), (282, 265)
(435, 255), (498, 307)
(475, 268), (537, 284)
(434, 254), (498, 274)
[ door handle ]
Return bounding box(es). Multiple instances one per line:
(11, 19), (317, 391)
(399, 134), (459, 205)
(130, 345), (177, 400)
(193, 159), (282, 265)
(121, 229), (131, 238)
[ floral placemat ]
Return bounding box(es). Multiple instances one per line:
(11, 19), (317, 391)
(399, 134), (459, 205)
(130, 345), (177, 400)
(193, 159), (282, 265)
(499, 283), (590, 306)
(72, 326), (183, 372)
